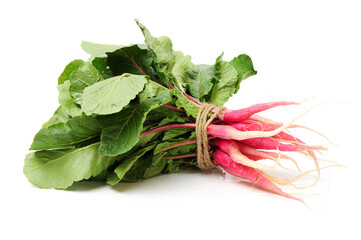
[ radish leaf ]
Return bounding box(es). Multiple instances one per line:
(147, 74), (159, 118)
(42, 106), (71, 128)
(98, 104), (147, 156)
(189, 64), (216, 100)
(30, 114), (101, 151)
(173, 87), (199, 118)
(91, 57), (113, 79)
(24, 143), (118, 189)
(107, 44), (155, 79)
(57, 80), (82, 117)
(81, 41), (123, 61)
(209, 55), (238, 106)
(58, 59), (84, 85)
(109, 143), (157, 184)
(135, 19), (194, 90)
(122, 152), (154, 182)
(138, 81), (169, 102)
(230, 54), (257, 93)
(158, 116), (190, 141)
(69, 61), (101, 104)
(143, 152), (167, 179)
(171, 51), (194, 90)
(135, 20), (174, 65)
(81, 74), (148, 115)
(98, 94), (171, 156)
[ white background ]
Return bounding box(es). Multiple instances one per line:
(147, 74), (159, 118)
(1, 0), (360, 239)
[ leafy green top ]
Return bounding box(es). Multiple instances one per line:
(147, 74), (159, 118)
(24, 20), (257, 189)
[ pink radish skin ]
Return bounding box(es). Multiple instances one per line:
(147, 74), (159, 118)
(229, 121), (299, 141)
(212, 139), (275, 170)
(241, 154), (265, 161)
(218, 101), (297, 123)
(229, 121), (299, 142)
(272, 131), (298, 142)
(236, 142), (287, 161)
(206, 124), (240, 139)
(213, 149), (303, 202)
(229, 121), (280, 131)
(235, 142), (304, 173)
(240, 137), (325, 151)
(230, 121), (322, 145)
(207, 123), (290, 141)
(249, 114), (283, 125)
(229, 122), (300, 143)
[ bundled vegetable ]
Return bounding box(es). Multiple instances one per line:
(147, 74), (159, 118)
(24, 20), (334, 202)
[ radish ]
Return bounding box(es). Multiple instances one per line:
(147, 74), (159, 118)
(240, 137), (326, 152)
(213, 148), (304, 203)
(212, 139), (277, 171)
(217, 101), (297, 122)
(135, 99), (336, 202)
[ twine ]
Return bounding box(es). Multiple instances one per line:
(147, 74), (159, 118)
(196, 103), (223, 169)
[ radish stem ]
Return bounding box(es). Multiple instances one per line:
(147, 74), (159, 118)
(140, 123), (195, 136)
(162, 153), (197, 160)
(162, 104), (186, 112)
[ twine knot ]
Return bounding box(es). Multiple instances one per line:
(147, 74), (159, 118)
(195, 103), (223, 169)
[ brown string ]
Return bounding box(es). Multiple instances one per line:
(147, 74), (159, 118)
(196, 103), (223, 169)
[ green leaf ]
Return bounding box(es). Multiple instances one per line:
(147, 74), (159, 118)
(135, 128), (162, 149)
(111, 143), (156, 184)
(138, 81), (169, 102)
(135, 20), (174, 65)
(122, 152), (154, 182)
(145, 107), (183, 122)
(98, 94), (171, 156)
(230, 54), (257, 93)
(69, 61), (101, 104)
(136, 21), (174, 87)
(58, 81), (82, 117)
(42, 106), (71, 128)
(158, 115), (187, 126)
(157, 36), (174, 59)
(164, 158), (197, 174)
(23, 143), (118, 189)
(172, 87), (199, 118)
(143, 152), (167, 178)
(30, 114), (101, 150)
(158, 115), (190, 141)
(189, 64), (216, 100)
(88, 168), (112, 182)
(58, 60), (84, 85)
(106, 44), (155, 79)
(57, 60), (101, 111)
(106, 172), (120, 185)
(154, 132), (196, 155)
(167, 142), (196, 156)
(81, 74), (148, 115)
(97, 104), (145, 156)
(81, 41), (123, 61)
(91, 57), (107, 72)
(164, 160), (180, 173)
(91, 57), (113, 79)
(163, 128), (191, 141)
(210, 55), (238, 106)
(171, 51), (194, 90)
(106, 129), (162, 185)
(135, 20), (194, 91)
